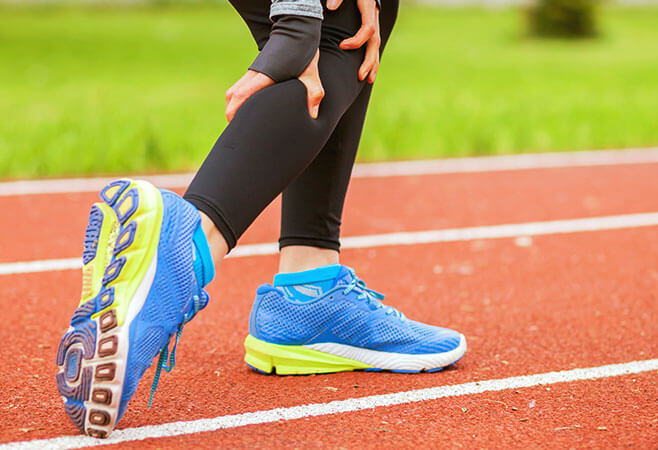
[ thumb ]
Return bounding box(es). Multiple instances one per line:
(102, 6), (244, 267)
(327, 0), (343, 10)
(305, 75), (324, 119)
(298, 50), (324, 119)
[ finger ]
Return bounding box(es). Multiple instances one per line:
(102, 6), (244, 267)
(358, 61), (373, 81)
(367, 60), (379, 83)
(297, 50), (322, 118)
(339, 22), (375, 50)
(225, 92), (233, 121)
(326, 0), (343, 10)
(358, 37), (380, 79)
(358, 48), (377, 80)
(225, 100), (236, 123)
(225, 94), (246, 123)
(299, 69), (324, 119)
(225, 80), (241, 119)
(225, 87), (244, 122)
(306, 79), (324, 119)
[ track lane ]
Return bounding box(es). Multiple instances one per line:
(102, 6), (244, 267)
(99, 371), (658, 449)
(1, 228), (656, 443)
(2, 164), (658, 263)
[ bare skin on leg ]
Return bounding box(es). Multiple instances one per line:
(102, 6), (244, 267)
(199, 212), (229, 268)
(200, 211), (338, 276)
(279, 246), (339, 273)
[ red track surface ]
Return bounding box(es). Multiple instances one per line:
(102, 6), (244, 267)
(105, 372), (658, 449)
(1, 162), (657, 447)
(4, 164), (658, 262)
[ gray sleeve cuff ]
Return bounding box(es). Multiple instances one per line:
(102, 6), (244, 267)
(249, 15), (321, 82)
(270, 0), (324, 20)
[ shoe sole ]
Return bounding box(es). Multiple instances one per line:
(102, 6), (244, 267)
(56, 179), (163, 438)
(244, 334), (467, 375)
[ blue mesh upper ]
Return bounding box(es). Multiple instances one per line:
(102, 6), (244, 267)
(249, 266), (461, 355)
(118, 189), (209, 421)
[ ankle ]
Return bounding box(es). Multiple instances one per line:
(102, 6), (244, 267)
(199, 212), (229, 268)
(278, 246), (339, 273)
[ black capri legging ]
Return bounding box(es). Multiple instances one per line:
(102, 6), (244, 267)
(184, 0), (398, 251)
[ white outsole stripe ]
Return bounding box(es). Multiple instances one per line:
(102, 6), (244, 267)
(3, 212), (658, 276)
(3, 359), (657, 449)
(305, 335), (468, 372)
(2, 147), (658, 197)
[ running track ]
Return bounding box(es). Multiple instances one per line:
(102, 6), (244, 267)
(1, 150), (657, 448)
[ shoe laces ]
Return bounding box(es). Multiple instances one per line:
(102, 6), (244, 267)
(341, 270), (404, 319)
(148, 291), (206, 407)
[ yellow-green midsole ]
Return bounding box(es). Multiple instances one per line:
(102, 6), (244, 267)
(244, 334), (372, 375)
(88, 180), (163, 327)
(80, 202), (117, 304)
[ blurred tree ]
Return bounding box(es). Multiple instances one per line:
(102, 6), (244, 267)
(526, 0), (598, 38)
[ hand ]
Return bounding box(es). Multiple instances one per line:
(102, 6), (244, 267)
(327, 0), (381, 83)
(225, 71), (274, 123)
(225, 50), (324, 122)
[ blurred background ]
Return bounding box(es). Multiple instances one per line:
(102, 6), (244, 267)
(1, 0), (657, 178)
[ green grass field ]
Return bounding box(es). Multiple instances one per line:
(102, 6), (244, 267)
(1, 4), (657, 178)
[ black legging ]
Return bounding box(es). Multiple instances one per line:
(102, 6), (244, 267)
(184, 0), (398, 251)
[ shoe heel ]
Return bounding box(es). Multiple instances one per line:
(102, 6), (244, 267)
(244, 335), (370, 375)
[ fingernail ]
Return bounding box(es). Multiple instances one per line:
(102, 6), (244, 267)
(312, 106), (319, 119)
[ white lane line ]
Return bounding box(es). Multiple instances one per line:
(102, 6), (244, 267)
(2, 212), (658, 277)
(3, 359), (657, 449)
(2, 147), (658, 197)
(352, 147), (658, 177)
(0, 258), (81, 276)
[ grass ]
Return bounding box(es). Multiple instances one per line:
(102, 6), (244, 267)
(1, 4), (657, 178)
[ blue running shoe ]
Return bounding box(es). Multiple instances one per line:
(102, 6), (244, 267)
(56, 179), (214, 438)
(244, 266), (466, 374)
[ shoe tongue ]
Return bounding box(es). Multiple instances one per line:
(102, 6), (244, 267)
(333, 265), (356, 287)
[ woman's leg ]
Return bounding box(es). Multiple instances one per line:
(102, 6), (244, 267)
(195, 0), (271, 265)
(184, 0), (370, 261)
(278, 0), (398, 272)
(277, 85), (373, 272)
(243, 3), (466, 372)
